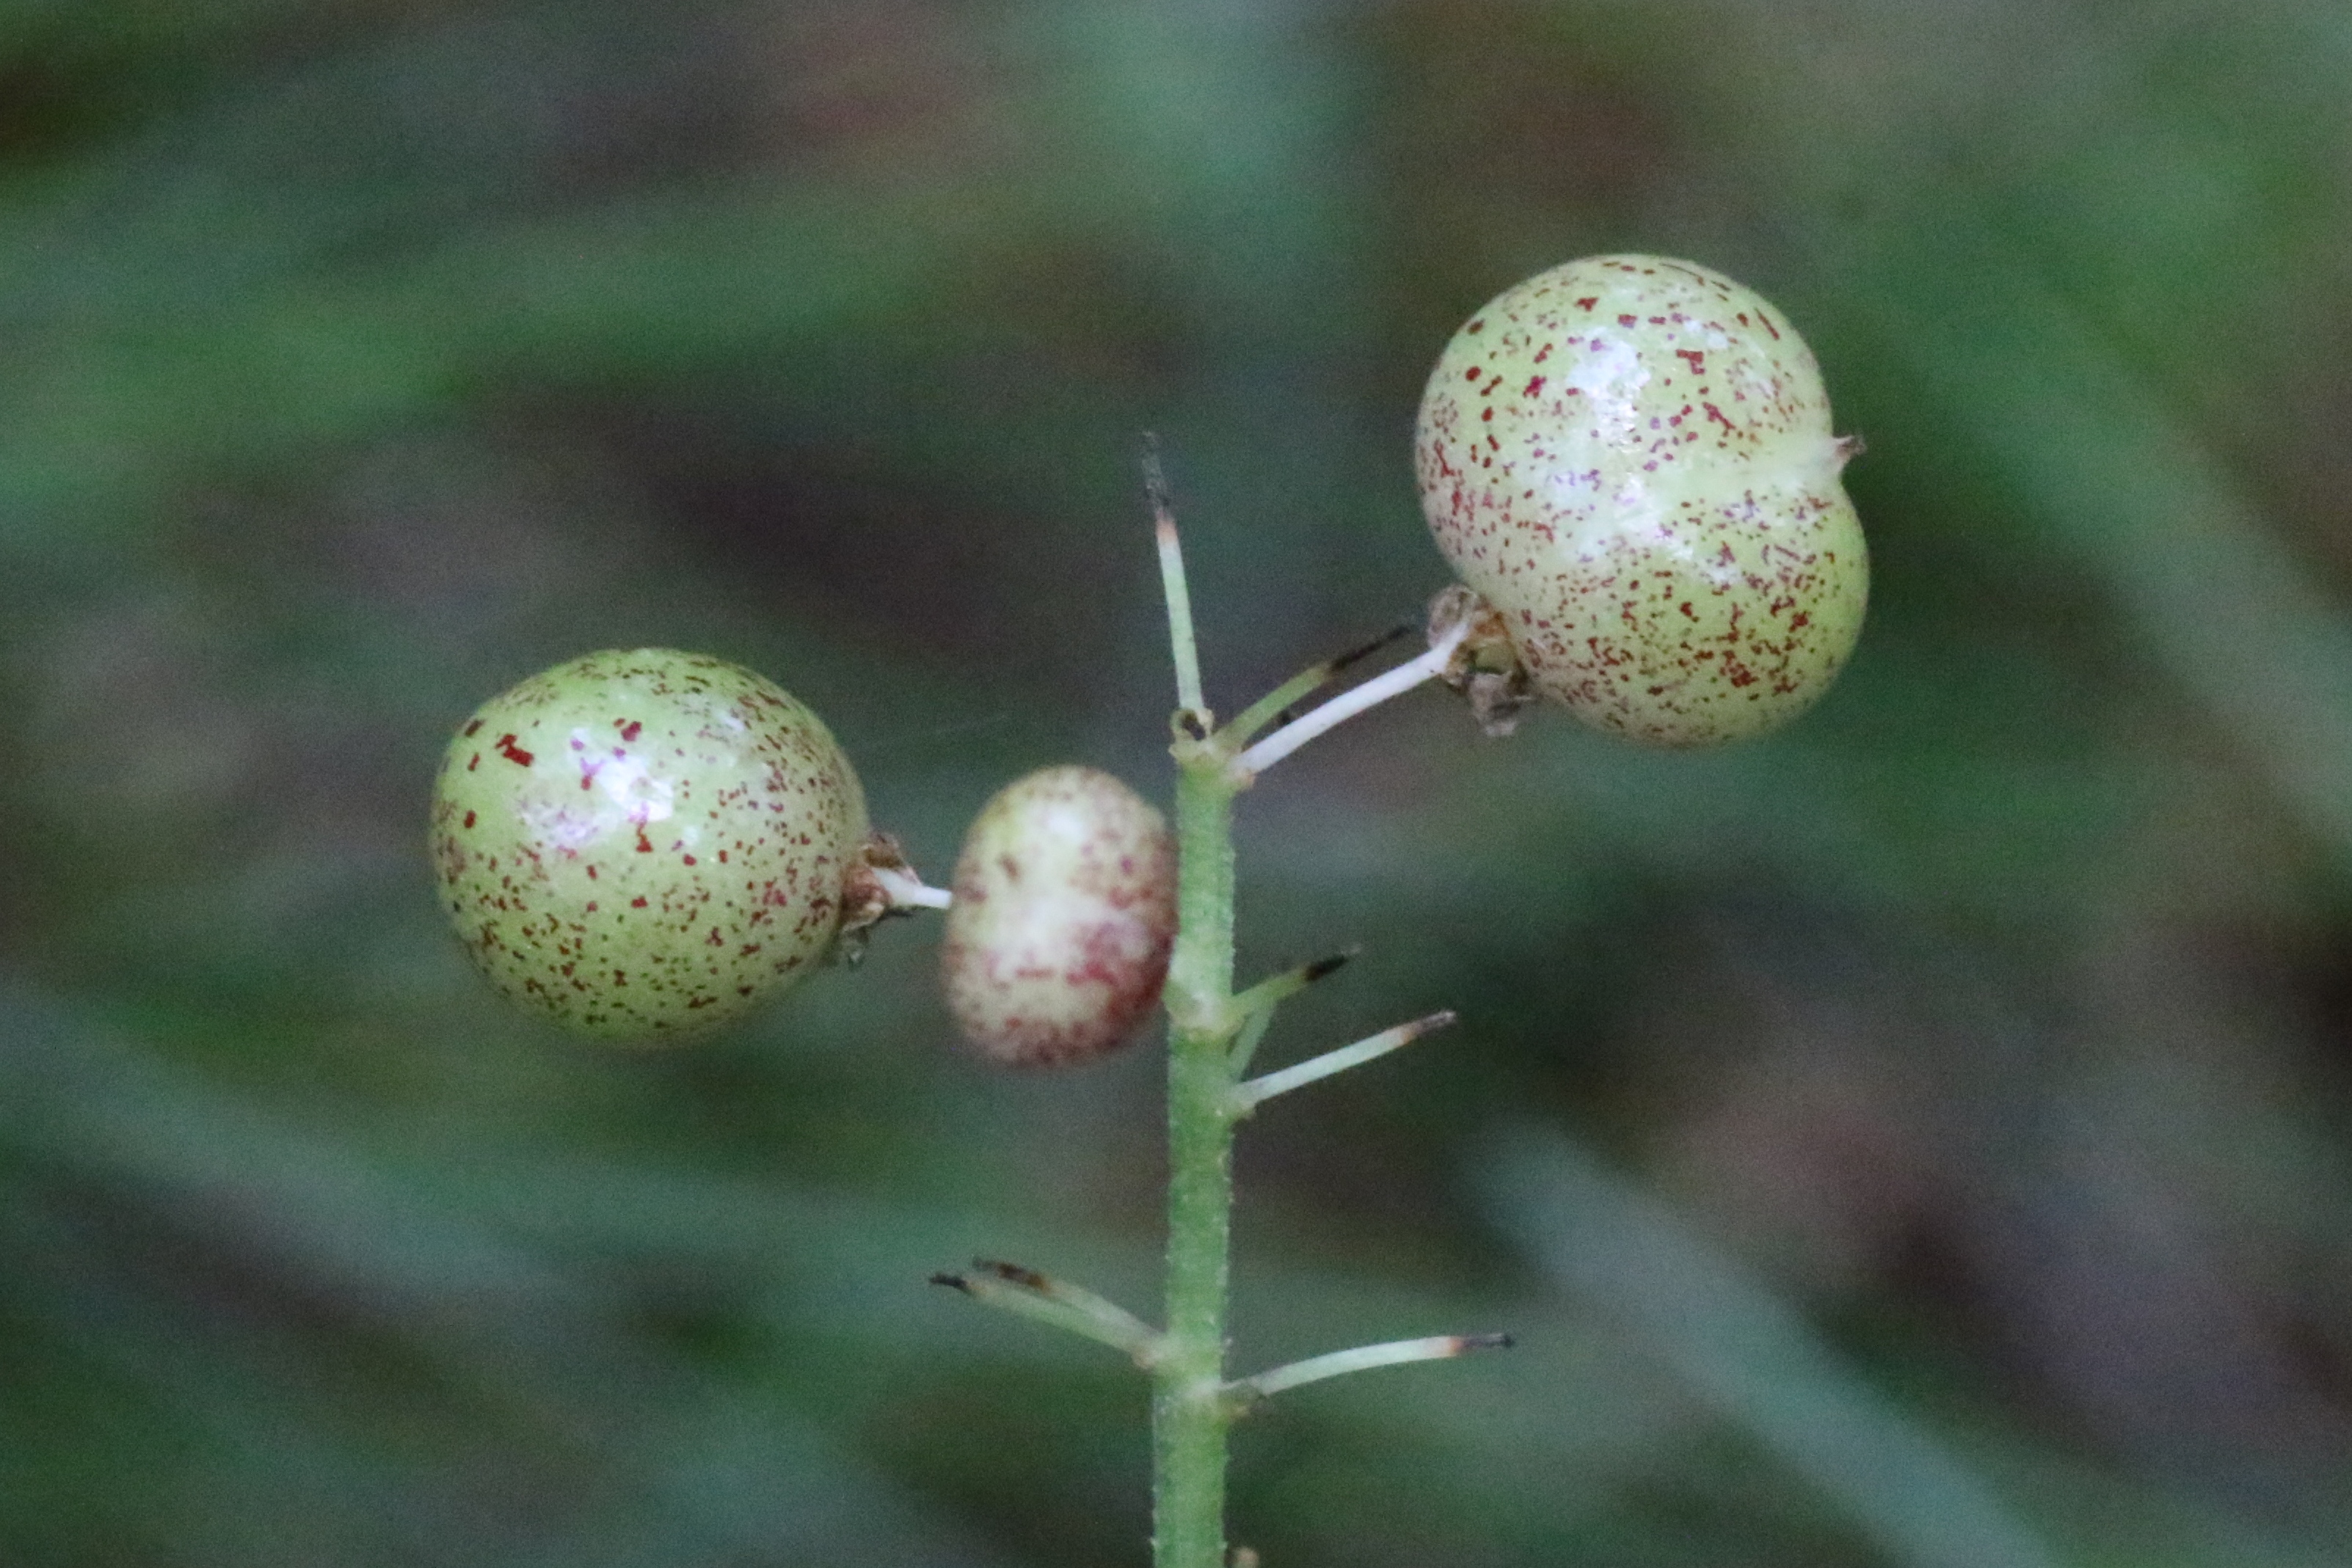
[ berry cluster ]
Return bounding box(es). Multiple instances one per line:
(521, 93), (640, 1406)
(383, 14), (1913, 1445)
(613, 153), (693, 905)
(431, 253), (1868, 1048)
(427, 253), (1871, 1568)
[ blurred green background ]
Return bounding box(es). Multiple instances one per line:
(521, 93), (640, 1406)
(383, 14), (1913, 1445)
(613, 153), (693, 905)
(4, 1), (2351, 1564)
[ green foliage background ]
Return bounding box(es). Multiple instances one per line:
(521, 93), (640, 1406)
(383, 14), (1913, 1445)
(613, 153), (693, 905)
(3, 2), (2349, 1564)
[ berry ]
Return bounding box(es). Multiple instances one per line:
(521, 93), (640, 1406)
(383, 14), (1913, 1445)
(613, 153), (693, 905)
(430, 649), (870, 1040)
(939, 766), (1177, 1068)
(1415, 255), (1868, 746)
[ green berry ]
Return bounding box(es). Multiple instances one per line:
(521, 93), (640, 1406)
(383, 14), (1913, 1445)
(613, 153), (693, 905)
(429, 649), (870, 1040)
(939, 766), (1177, 1068)
(1415, 255), (1868, 746)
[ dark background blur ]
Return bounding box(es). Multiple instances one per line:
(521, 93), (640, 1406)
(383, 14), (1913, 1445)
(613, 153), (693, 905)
(4, 2), (2350, 1564)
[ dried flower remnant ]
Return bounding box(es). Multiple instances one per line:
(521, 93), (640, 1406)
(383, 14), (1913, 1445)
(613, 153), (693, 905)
(429, 648), (871, 1040)
(1415, 254), (1868, 747)
(940, 765), (1178, 1067)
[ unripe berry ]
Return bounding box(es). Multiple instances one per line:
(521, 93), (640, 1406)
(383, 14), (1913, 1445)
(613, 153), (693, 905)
(1415, 255), (1868, 746)
(430, 649), (870, 1040)
(939, 766), (1177, 1068)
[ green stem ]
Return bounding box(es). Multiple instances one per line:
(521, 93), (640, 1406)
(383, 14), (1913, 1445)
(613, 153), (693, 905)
(1154, 749), (1243, 1568)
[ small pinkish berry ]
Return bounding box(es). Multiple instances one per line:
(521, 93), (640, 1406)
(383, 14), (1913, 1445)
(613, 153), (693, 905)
(1415, 254), (1868, 747)
(940, 766), (1177, 1068)
(429, 648), (870, 1041)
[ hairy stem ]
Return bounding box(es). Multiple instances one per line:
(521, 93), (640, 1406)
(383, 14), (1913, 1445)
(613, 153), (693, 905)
(1154, 752), (1242, 1568)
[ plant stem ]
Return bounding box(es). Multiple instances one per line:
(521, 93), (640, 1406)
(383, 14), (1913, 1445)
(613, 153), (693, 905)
(1154, 751), (1243, 1568)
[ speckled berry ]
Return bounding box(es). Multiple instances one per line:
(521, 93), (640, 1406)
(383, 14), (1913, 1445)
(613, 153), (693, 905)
(939, 766), (1177, 1068)
(1415, 255), (1868, 746)
(429, 649), (870, 1040)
